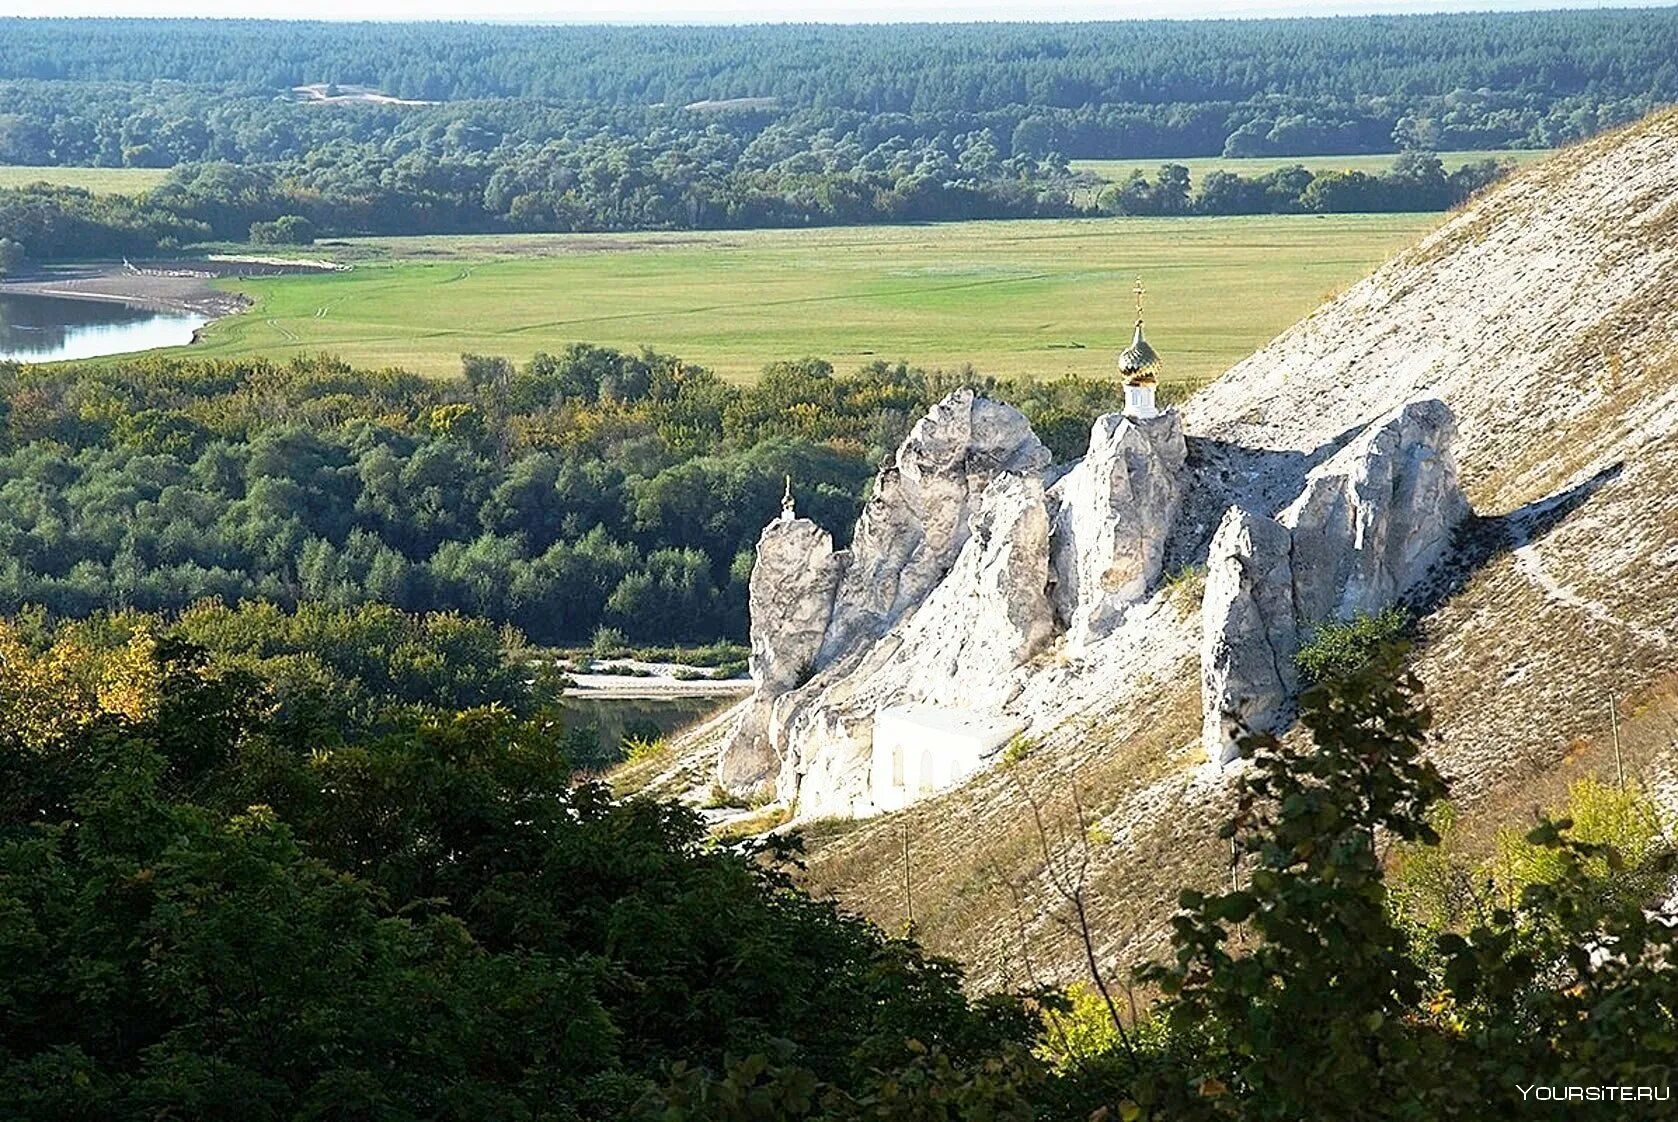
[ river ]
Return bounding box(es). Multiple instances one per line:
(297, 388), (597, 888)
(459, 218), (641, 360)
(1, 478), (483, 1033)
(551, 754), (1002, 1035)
(0, 291), (209, 362)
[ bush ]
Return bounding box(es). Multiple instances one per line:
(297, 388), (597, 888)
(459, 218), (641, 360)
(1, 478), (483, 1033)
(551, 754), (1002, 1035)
(591, 625), (628, 658)
(1295, 605), (1410, 685)
(1163, 562), (1206, 619)
(249, 214), (317, 245)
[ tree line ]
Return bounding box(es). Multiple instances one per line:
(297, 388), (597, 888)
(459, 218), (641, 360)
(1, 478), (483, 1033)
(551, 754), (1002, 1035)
(1094, 151), (1509, 216)
(0, 347), (1132, 645)
(0, 148), (1517, 268)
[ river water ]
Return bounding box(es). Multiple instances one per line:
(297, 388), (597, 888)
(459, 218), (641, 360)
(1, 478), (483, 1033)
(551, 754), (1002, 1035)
(0, 291), (209, 362)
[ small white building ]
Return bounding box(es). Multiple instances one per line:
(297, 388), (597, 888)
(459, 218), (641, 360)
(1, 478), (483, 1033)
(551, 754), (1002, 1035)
(869, 704), (1025, 812)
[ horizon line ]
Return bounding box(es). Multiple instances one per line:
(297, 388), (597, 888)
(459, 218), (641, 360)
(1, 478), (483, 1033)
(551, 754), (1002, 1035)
(3, 4), (1675, 28)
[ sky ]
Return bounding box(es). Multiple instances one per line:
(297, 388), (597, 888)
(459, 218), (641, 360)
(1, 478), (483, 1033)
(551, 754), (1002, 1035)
(0, 1), (1663, 22)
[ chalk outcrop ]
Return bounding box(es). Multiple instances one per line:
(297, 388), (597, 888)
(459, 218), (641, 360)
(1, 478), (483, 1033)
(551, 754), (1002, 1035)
(717, 515), (846, 796)
(717, 390), (1057, 814)
(722, 382), (1469, 806)
(1199, 399), (1469, 763)
(815, 388), (1051, 669)
(1280, 398), (1468, 626)
(1048, 411), (1187, 645)
(779, 470), (1055, 817)
(1200, 507), (1301, 764)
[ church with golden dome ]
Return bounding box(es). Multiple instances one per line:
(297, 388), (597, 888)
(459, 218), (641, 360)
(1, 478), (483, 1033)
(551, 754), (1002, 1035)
(1120, 278), (1162, 420)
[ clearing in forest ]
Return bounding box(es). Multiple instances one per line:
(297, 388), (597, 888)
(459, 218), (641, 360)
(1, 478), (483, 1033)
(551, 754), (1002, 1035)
(1070, 148), (1549, 184)
(0, 166), (170, 196)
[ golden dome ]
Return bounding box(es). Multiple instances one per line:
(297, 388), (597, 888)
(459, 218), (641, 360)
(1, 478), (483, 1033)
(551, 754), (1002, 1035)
(1119, 319), (1160, 386)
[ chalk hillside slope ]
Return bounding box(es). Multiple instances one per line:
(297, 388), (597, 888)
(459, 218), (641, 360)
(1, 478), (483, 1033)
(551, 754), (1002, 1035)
(646, 108), (1678, 989)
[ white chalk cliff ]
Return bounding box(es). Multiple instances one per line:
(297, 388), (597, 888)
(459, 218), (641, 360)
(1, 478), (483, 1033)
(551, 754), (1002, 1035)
(1048, 411), (1187, 647)
(719, 373), (1466, 814)
(1199, 398), (1468, 763)
(718, 388), (1058, 815)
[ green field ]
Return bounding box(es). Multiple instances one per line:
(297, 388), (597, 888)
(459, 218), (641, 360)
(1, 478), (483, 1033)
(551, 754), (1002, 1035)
(0, 165), (169, 195)
(1071, 149), (1549, 185)
(192, 214), (1439, 384)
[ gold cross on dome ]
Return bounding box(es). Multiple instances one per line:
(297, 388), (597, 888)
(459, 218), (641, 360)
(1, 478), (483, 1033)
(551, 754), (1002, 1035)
(1133, 277), (1146, 319)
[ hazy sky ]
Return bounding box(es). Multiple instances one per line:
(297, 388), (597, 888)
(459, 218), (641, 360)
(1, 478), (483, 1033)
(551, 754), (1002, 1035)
(0, 1), (1665, 23)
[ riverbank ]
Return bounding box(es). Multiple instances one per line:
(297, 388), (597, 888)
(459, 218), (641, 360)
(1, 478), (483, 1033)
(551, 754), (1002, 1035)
(565, 657), (754, 700)
(0, 256), (348, 321)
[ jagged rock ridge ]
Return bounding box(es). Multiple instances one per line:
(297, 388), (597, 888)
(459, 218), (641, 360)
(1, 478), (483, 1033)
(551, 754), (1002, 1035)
(1202, 398), (1469, 762)
(723, 382), (1465, 812)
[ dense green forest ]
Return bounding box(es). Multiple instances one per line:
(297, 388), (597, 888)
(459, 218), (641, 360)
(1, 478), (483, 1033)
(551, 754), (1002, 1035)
(0, 347), (1134, 644)
(3, 629), (1672, 1117)
(0, 11), (1673, 255)
(2, 13), (1673, 147)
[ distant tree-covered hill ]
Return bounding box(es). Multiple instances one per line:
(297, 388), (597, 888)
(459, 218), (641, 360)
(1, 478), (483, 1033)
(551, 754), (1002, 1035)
(0, 12), (1669, 246)
(0, 11), (1674, 166)
(2, 13), (1675, 116)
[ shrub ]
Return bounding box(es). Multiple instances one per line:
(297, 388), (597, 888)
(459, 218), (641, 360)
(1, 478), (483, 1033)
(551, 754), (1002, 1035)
(591, 625), (628, 658)
(1000, 734), (1037, 768)
(1295, 605), (1410, 685)
(621, 733), (666, 763)
(248, 214), (317, 245)
(1491, 777), (1673, 911)
(1162, 562), (1206, 619)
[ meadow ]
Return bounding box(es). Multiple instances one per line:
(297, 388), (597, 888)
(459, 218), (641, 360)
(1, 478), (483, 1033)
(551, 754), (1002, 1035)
(0, 165), (169, 195)
(192, 214), (1439, 383)
(1070, 148), (1550, 184)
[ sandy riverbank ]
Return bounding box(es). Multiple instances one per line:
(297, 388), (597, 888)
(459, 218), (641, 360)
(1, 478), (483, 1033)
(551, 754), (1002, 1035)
(0, 256), (347, 320)
(562, 657), (754, 700)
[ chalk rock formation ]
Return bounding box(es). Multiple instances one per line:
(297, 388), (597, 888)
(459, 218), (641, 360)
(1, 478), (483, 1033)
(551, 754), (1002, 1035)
(815, 388), (1051, 668)
(1200, 507), (1300, 765)
(717, 389), (1052, 805)
(748, 517), (845, 693)
(1200, 398), (1469, 764)
(1280, 398), (1469, 626)
(716, 515), (847, 795)
(780, 470), (1055, 817)
(1048, 411), (1187, 645)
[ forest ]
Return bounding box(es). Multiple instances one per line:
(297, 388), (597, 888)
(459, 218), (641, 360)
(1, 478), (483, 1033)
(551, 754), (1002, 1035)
(0, 347), (1134, 644)
(0, 10), (1674, 256)
(1, 12), (1674, 142)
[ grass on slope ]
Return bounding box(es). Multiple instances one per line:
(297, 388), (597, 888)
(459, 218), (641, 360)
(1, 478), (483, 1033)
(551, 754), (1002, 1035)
(0, 165), (169, 195)
(193, 215), (1437, 384)
(1071, 149), (1549, 185)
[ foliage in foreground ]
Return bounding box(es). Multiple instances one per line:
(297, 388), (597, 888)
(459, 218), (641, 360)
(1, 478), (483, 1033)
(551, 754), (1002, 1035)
(1, 632), (1673, 1119)
(1073, 651), (1676, 1119)
(0, 635), (1037, 1119)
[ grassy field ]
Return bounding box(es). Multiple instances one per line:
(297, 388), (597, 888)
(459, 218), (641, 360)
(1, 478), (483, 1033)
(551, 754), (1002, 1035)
(0, 165), (169, 195)
(191, 214), (1439, 384)
(1071, 148), (1549, 185)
